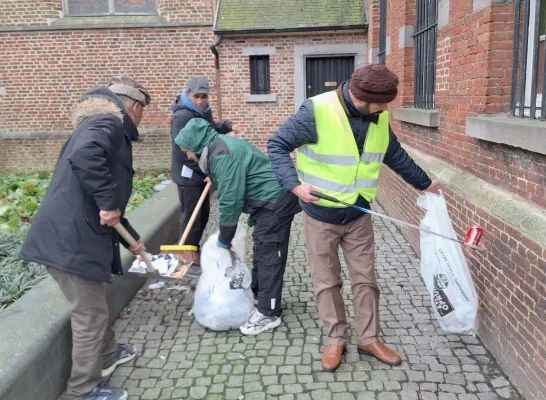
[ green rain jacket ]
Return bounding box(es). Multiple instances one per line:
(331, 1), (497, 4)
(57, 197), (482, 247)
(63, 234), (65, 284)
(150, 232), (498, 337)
(175, 118), (284, 246)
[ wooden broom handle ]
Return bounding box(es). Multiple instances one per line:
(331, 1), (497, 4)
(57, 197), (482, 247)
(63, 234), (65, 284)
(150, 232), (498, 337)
(178, 181), (212, 246)
(114, 222), (155, 273)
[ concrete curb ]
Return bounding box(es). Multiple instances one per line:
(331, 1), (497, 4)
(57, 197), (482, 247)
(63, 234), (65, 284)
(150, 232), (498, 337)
(0, 183), (180, 400)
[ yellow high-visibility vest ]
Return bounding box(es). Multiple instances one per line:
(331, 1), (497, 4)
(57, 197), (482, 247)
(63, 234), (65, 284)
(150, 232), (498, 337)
(296, 90), (390, 207)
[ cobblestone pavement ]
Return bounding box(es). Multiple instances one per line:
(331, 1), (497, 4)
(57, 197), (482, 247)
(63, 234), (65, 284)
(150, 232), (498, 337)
(109, 199), (522, 400)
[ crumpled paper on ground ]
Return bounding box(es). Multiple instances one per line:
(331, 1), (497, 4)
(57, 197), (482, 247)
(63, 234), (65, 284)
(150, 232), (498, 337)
(128, 253), (179, 277)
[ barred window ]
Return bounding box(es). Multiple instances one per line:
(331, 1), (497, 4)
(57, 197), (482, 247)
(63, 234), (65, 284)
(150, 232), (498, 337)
(64, 0), (157, 16)
(249, 55), (271, 95)
(510, 0), (546, 119)
(413, 0), (438, 109)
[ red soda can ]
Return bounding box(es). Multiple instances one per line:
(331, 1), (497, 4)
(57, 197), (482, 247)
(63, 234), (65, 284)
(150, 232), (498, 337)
(464, 225), (483, 247)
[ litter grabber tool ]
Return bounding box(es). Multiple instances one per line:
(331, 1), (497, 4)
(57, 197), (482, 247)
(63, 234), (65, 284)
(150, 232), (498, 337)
(114, 223), (178, 282)
(309, 191), (485, 251)
(160, 181), (213, 279)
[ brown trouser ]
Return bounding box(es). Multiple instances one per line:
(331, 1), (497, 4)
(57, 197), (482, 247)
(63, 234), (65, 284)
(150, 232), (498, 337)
(48, 267), (118, 399)
(305, 213), (380, 347)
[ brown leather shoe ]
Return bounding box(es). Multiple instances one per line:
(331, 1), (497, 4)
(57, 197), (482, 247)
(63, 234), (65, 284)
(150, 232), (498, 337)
(357, 340), (401, 366)
(322, 345), (346, 372)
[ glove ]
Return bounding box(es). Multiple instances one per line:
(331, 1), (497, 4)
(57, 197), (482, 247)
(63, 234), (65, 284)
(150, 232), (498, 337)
(217, 240), (231, 249)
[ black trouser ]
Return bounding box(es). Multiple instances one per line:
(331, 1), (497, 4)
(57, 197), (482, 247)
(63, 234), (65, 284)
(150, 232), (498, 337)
(251, 191), (301, 317)
(177, 184), (210, 249)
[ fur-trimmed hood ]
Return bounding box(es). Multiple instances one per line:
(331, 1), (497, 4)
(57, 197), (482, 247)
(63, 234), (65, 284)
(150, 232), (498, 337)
(71, 97), (123, 128)
(71, 86), (140, 142)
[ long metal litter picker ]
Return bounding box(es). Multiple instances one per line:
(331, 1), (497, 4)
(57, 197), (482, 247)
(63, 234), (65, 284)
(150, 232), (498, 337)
(309, 191), (485, 251)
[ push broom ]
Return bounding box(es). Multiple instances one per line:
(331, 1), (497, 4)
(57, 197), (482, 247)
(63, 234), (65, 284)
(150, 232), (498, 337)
(160, 181), (213, 279)
(113, 222), (178, 284)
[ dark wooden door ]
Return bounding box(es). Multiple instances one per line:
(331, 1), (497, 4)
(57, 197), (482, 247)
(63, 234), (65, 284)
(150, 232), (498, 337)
(305, 56), (355, 98)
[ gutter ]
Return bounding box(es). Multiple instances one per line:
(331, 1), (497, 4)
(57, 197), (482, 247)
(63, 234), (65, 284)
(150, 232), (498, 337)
(213, 23), (368, 36)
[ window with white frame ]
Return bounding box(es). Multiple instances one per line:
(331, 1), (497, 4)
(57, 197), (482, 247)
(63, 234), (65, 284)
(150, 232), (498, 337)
(64, 0), (157, 16)
(511, 0), (546, 119)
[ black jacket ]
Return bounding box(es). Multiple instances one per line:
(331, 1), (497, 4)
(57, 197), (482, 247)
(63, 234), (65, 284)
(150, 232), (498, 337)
(267, 81), (432, 226)
(20, 87), (140, 283)
(170, 96), (232, 186)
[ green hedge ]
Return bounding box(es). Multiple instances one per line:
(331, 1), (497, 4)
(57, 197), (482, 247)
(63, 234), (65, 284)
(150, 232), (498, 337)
(0, 172), (167, 309)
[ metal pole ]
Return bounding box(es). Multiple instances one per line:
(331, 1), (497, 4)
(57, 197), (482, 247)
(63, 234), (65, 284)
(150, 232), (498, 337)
(510, 0), (522, 116)
(518, 0), (531, 117)
(542, 20), (546, 119)
(530, 0), (541, 118)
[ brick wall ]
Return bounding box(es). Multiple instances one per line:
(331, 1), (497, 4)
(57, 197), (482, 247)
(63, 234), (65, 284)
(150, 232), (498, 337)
(0, 0), (218, 173)
(159, 0), (213, 22)
(366, 0), (380, 57)
(0, 26), (216, 173)
(0, 0), (60, 27)
(218, 32), (367, 151)
(378, 0), (546, 399)
(0, 1), (213, 27)
(0, 1), (365, 173)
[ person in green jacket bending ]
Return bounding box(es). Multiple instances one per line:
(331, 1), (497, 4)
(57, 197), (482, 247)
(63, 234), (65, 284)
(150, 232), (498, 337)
(174, 118), (301, 335)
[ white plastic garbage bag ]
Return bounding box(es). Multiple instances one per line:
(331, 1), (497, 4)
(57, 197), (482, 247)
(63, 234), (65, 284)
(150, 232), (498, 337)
(193, 224), (254, 331)
(417, 192), (479, 334)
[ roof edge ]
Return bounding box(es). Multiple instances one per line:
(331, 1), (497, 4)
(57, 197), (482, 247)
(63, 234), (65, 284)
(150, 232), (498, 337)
(213, 23), (368, 36)
(213, 0), (221, 30)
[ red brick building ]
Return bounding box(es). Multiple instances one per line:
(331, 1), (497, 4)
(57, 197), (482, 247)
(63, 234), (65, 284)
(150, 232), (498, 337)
(368, 1), (546, 399)
(0, 0), (367, 172)
(1, 1), (545, 399)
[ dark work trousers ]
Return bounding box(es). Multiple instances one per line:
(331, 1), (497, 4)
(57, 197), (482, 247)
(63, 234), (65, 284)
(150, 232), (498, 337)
(177, 184), (210, 250)
(250, 191), (301, 317)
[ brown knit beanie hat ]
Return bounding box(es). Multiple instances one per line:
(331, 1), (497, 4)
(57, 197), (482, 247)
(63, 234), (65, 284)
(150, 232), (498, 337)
(349, 64), (399, 103)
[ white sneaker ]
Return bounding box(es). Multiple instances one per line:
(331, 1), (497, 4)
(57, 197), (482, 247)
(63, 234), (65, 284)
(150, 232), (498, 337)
(239, 309), (281, 335)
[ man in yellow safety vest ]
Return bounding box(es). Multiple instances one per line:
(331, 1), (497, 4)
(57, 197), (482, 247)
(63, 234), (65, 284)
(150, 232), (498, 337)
(267, 64), (440, 371)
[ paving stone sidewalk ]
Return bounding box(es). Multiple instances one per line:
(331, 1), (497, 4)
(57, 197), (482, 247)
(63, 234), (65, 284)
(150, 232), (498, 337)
(109, 199), (522, 400)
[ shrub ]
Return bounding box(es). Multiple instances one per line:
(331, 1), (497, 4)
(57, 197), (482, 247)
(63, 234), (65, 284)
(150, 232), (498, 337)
(0, 228), (47, 310)
(0, 172), (168, 308)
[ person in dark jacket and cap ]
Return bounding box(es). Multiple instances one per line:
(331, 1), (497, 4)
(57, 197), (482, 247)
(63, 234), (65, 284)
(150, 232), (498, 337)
(267, 64), (441, 372)
(20, 76), (151, 400)
(170, 76), (239, 277)
(174, 118), (301, 335)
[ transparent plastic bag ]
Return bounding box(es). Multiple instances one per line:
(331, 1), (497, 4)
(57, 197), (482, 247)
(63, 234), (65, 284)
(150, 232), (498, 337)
(193, 224), (254, 331)
(417, 192), (479, 334)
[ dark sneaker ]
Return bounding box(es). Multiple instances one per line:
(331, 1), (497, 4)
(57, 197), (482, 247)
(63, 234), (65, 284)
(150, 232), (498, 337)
(101, 344), (137, 377)
(81, 382), (128, 400)
(239, 308), (281, 335)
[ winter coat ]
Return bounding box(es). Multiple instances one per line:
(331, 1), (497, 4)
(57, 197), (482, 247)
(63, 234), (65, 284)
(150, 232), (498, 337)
(267, 81), (432, 226)
(20, 87), (141, 284)
(170, 90), (233, 187)
(174, 118), (289, 246)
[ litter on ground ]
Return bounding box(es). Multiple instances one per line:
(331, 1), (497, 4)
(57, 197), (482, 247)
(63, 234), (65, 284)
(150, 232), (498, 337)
(128, 253), (180, 277)
(167, 285), (190, 291)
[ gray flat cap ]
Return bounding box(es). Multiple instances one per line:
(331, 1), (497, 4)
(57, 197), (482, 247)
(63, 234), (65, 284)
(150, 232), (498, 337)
(188, 77), (210, 95)
(108, 76), (151, 107)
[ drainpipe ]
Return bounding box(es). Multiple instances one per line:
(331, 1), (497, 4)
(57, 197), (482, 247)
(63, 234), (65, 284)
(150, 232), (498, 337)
(210, 34), (224, 120)
(210, 0), (224, 120)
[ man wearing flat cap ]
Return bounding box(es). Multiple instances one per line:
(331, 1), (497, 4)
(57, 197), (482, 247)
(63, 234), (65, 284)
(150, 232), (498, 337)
(21, 76), (151, 400)
(267, 64), (440, 371)
(170, 76), (239, 277)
